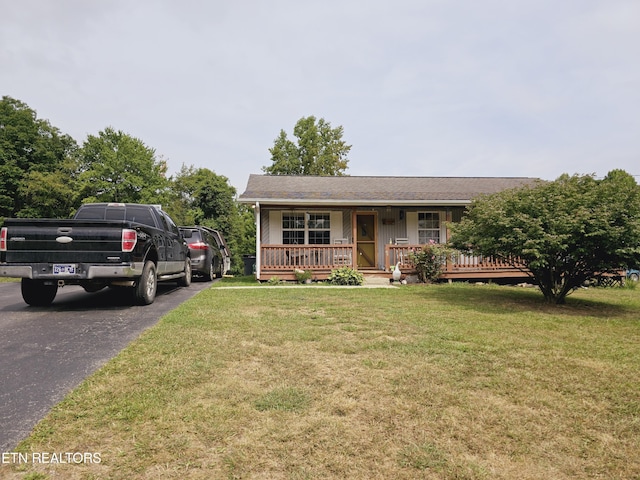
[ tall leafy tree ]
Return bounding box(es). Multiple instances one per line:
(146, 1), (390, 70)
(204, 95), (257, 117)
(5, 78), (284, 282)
(17, 158), (79, 218)
(449, 170), (640, 304)
(171, 165), (253, 274)
(77, 127), (168, 204)
(0, 96), (78, 217)
(236, 203), (256, 257)
(263, 116), (351, 176)
(172, 166), (236, 227)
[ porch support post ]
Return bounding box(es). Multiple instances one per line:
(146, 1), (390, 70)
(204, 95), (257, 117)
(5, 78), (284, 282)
(384, 244), (390, 272)
(445, 208), (452, 243)
(445, 208), (452, 274)
(352, 243), (357, 269)
(254, 202), (261, 279)
(351, 208), (357, 269)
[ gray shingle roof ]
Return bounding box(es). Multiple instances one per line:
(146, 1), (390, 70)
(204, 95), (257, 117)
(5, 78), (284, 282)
(238, 174), (540, 206)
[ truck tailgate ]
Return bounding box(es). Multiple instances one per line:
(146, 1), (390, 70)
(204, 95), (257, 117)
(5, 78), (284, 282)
(3, 219), (133, 263)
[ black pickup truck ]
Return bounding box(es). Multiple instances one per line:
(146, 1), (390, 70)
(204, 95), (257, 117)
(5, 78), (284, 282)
(0, 203), (191, 306)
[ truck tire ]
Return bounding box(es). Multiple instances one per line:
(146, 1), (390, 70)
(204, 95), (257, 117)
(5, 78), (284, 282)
(21, 279), (58, 306)
(178, 258), (192, 287)
(134, 261), (157, 305)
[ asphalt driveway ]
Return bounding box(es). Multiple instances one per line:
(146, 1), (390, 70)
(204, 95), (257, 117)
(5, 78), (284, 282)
(0, 279), (213, 452)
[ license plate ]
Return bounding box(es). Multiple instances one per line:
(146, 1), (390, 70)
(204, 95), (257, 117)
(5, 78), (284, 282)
(53, 264), (76, 275)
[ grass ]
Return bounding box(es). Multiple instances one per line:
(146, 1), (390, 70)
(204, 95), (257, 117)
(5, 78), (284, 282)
(0, 277), (20, 282)
(5, 281), (640, 479)
(215, 275), (262, 286)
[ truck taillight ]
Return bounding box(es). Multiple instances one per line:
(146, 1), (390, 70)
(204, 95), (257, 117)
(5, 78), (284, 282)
(0, 227), (6, 251)
(122, 229), (137, 252)
(190, 242), (209, 250)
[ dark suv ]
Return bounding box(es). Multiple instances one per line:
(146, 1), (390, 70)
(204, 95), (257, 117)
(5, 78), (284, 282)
(179, 226), (230, 281)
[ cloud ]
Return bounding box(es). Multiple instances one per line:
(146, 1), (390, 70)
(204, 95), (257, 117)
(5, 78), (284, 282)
(1, 0), (638, 190)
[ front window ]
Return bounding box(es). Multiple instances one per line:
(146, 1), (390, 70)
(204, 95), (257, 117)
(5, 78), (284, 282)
(308, 213), (330, 244)
(418, 212), (440, 243)
(282, 212), (330, 244)
(282, 213), (305, 244)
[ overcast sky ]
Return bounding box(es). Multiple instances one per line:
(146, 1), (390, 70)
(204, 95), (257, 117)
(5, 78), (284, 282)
(2, 0), (639, 192)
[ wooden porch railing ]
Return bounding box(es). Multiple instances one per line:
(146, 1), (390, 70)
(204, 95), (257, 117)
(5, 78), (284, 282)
(261, 244), (356, 271)
(259, 244), (529, 280)
(384, 245), (529, 279)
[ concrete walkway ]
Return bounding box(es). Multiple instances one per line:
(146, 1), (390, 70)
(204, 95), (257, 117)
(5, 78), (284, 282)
(215, 276), (397, 289)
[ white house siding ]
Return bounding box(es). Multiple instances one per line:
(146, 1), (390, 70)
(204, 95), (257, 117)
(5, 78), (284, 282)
(330, 211), (343, 243)
(376, 208), (405, 269)
(341, 210), (352, 241)
(267, 210), (280, 244)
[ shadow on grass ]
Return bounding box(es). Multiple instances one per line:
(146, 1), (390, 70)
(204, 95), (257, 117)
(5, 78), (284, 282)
(419, 282), (636, 319)
(213, 275), (261, 286)
(215, 275), (637, 320)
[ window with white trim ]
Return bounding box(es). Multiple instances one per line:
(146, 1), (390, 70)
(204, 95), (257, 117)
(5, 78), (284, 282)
(418, 212), (440, 243)
(282, 213), (305, 244)
(308, 213), (330, 244)
(282, 212), (331, 244)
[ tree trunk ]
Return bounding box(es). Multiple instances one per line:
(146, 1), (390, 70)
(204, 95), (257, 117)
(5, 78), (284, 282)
(535, 267), (571, 304)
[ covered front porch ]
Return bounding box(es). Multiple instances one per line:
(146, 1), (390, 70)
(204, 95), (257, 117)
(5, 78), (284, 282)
(239, 174), (541, 283)
(257, 244), (530, 282)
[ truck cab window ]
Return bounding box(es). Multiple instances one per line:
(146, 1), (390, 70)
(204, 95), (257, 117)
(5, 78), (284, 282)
(75, 206), (106, 220)
(126, 207), (156, 228)
(106, 208), (126, 221)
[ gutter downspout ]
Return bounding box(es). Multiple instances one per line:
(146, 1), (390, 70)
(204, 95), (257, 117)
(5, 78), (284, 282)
(254, 202), (261, 280)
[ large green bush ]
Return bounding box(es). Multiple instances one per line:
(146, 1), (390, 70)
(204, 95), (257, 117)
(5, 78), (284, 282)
(327, 266), (364, 285)
(449, 170), (640, 303)
(410, 241), (451, 283)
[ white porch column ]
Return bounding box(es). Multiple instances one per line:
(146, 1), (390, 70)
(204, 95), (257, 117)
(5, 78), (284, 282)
(254, 202), (261, 279)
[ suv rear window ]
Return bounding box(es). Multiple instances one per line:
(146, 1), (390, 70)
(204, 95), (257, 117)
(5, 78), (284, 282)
(182, 230), (202, 243)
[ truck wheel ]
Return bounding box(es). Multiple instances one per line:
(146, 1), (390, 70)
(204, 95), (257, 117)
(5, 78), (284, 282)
(178, 258), (192, 287)
(21, 279), (58, 306)
(134, 261), (157, 305)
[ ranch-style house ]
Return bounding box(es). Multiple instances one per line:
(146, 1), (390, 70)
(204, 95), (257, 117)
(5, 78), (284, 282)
(238, 174), (538, 282)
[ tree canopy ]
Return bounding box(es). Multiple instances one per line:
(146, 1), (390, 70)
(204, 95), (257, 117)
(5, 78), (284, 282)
(171, 165), (255, 273)
(262, 116), (351, 176)
(172, 166), (237, 227)
(17, 158), (78, 218)
(449, 170), (640, 304)
(0, 97), (254, 274)
(0, 96), (78, 218)
(76, 127), (168, 204)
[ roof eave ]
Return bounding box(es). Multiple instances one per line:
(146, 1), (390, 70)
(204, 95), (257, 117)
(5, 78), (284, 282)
(237, 198), (472, 207)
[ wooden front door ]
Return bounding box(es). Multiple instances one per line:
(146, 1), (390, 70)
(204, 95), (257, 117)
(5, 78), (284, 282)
(356, 213), (376, 268)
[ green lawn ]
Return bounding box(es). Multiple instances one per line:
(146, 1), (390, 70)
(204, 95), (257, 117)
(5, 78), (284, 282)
(7, 281), (640, 479)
